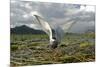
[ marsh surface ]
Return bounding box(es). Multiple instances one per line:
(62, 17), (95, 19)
(10, 33), (95, 66)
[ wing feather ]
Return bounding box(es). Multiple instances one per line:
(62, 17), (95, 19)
(33, 15), (53, 40)
(62, 21), (76, 32)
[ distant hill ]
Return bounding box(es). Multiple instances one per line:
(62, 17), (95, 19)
(85, 26), (95, 33)
(11, 25), (46, 34)
(11, 25), (95, 34)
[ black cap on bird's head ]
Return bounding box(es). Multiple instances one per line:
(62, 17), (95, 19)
(52, 37), (56, 40)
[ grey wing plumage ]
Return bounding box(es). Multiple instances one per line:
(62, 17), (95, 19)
(62, 21), (76, 33)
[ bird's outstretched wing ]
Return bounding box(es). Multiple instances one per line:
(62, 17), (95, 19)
(33, 15), (53, 40)
(61, 21), (76, 33)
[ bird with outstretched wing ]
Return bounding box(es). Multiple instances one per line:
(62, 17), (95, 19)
(32, 12), (76, 49)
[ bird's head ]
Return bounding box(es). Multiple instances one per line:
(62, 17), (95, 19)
(52, 37), (56, 41)
(49, 37), (58, 49)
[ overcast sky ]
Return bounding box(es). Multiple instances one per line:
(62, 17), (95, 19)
(10, 0), (95, 33)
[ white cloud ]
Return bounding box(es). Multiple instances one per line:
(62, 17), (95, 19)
(26, 24), (41, 29)
(25, 3), (32, 9)
(85, 5), (95, 12)
(23, 14), (29, 18)
(80, 5), (95, 12)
